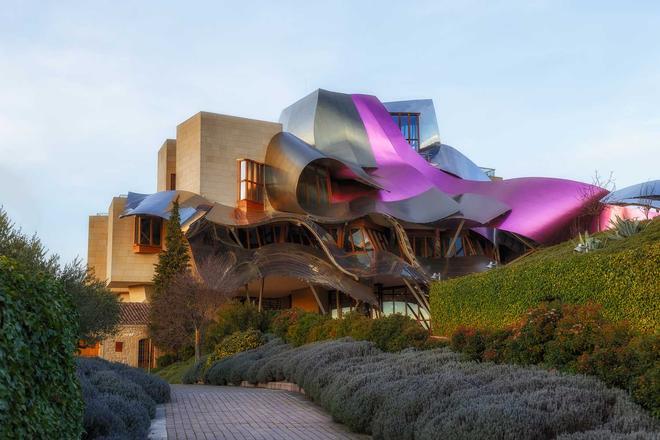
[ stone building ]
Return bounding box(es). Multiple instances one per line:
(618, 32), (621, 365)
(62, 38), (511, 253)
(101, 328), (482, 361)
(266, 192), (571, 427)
(79, 302), (157, 369)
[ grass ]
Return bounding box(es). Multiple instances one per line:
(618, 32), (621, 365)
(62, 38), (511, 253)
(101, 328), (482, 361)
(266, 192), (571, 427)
(153, 357), (196, 384)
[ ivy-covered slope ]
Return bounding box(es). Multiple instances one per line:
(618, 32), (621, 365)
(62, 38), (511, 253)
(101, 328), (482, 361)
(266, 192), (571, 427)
(430, 220), (660, 335)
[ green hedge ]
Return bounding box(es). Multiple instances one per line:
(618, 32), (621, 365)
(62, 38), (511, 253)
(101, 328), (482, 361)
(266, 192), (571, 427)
(430, 220), (660, 335)
(0, 256), (83, 438)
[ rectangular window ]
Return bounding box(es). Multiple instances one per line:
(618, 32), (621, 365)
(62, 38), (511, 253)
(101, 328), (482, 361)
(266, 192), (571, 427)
(390, 112), (421, 151)
(115, 341), (123, 352)
(170, 173), (176, 190)
(134, 216), (163, 247)
(238, 159), (265, 204)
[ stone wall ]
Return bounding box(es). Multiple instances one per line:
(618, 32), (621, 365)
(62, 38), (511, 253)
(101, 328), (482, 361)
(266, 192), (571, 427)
(99, 324), (156, 368)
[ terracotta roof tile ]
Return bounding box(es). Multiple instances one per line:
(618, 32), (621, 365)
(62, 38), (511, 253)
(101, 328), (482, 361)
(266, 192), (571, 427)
(119, 302), (150, 326)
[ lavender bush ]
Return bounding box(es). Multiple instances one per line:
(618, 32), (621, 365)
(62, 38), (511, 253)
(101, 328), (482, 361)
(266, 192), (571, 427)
(203, 338), (659, 440)
(76, 357), (170, 440)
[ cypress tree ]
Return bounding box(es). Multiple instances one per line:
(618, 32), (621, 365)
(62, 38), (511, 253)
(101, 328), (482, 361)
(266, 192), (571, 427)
(149, 197), (191, 353)
(152, 197), (190, 295)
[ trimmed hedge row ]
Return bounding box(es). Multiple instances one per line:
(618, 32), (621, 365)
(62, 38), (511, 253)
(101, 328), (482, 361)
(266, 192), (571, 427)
(202, 338), (659, 439)
(430, 220), (660, 335)
(76, 357), (170, 439)
(0, 256), (83, 439)
(450, 302), (660, 417)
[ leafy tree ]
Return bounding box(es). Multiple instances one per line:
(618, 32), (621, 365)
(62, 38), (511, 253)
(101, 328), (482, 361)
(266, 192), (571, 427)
(150, 255), (234, 360)
(0, 207), (59, 274)
(0, 207), (119, 344)
(59, 260), (120, 345)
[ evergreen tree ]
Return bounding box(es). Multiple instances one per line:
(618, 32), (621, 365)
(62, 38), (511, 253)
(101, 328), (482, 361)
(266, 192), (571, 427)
(149, 198), (191, 353)
(152, 197), (190, 295)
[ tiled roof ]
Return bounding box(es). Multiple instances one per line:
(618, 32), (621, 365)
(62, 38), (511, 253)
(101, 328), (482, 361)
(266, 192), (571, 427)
(119, 302), (150, 326)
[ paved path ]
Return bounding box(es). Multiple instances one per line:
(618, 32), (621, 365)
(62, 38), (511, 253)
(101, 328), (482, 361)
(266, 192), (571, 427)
(165, 384), (370, 440)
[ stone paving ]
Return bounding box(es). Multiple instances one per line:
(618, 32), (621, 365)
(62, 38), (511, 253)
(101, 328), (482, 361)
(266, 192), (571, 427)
(165, 384), (370, 440)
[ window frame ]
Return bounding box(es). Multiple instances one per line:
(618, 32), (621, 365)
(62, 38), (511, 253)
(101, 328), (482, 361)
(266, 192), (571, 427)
(237, 158), (265, 205)
(390, 112), (421, 151)
(133, 215), (163, 253)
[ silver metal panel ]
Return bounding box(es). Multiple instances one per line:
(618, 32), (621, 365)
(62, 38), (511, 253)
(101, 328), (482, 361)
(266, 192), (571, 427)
(280, 89), (377, 168)
(600, 180), (660, 207)
(424, 143), (491, 181)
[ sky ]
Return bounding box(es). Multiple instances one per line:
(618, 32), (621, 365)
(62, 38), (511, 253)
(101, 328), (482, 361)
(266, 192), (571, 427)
(1, 1), (659, 264)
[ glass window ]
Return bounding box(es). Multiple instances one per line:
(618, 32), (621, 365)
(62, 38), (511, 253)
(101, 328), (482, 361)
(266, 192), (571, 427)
(238, 159), (265, 204)
(134, 216), (162, 247)
(390, 112), (421, 151)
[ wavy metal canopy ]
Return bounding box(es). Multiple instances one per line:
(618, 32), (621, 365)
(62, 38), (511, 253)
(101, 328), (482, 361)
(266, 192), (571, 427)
(600, 180), (660, 209)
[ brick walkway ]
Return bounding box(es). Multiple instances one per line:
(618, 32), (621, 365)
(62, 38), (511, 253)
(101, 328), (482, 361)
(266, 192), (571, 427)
(165, 385), (370, 439)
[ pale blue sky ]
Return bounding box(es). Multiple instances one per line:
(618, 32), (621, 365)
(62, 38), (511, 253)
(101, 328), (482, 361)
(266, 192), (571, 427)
(1, 1), (659, 264)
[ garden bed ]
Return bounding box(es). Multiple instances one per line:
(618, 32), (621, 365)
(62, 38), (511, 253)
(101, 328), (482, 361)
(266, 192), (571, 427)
(197, 337), (659, 439)
(76, 357), (171, 439)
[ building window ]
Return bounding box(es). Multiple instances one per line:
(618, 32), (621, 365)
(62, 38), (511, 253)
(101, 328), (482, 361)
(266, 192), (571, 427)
(170, 173), (176, 190)
(390, 112), (420, 151)
(297, 164), (331, 210)
(138, 339), (151, 369)
(115, 341), (123, 352)
(238, 159), (265, 204)
(134, 216), (162, 247)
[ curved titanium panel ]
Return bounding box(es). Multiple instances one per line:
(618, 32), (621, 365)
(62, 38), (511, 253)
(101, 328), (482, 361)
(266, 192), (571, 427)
(265, 131), (480, 226)
(600, 180), (660, 208)
(187, 221), (380, 305)
(351, 93), (608, 244)
(423, 143), (491, 182)
(200, 206), (429, 285)
(265, 131), (381, 215)
(121, 190), (211, 224)
(280, 89), (377, 168)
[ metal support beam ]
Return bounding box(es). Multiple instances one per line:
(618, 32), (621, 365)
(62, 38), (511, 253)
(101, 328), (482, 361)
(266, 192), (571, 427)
(403, 278), (430, 316)
(230, 227), (242, 247)
(258, 278), (264, 312)
(510, 232), (537, 251)
(445, 219), (465, 258)
(308, 283), (326, 315)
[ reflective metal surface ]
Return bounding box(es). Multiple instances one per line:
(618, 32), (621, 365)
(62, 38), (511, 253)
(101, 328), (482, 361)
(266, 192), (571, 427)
(600, 180), (660, 209)
(280, 89), (377, 168)
(423, 142), (491, 181)
(351, 93), (608, 244)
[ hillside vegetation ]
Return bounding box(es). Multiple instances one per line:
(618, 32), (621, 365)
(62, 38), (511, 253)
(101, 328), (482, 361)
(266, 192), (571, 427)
(430, 219), (660, 335)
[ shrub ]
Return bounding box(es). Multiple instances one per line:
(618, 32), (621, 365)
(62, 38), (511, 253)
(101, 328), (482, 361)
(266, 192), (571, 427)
(286, 311), (330, 346)
(201, 338), (660, 438)
(153, 357), (195, 384)
(156, 353), (179, 368)
(0, 256), (83, 439)
(206, 329), (265, 368)
(205, 301), (270, 351)
(430, 219), (660, 335)
(450, 302), (660, 417)
(76, 357), (170, 439)
(368, 314), (428, 352)
(335, 310), (374, 340)
(182, 355), (209, 384)
(268, 308), (302, 339)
